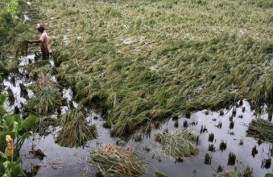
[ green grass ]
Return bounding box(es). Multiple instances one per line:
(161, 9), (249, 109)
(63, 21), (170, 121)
(12, 0), (273, 136)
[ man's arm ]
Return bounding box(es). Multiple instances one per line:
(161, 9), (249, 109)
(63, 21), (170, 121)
(27, 40), (42, 44)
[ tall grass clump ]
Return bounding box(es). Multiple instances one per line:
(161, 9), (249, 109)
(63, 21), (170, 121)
(55, 108), (97, 147)
(155, 130), (198, 158)
(32, 0), (273, 136)
(247, 118), (273, 144)
(91, 143), (144, 177)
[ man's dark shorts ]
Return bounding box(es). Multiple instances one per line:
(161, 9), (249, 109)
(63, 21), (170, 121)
(42, 51), (49, 60)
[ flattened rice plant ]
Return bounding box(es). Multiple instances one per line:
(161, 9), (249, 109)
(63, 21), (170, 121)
(32, 0), (273, 136)
(55, 109), (97, 147)
(155, 130), (198, 159)
(247, 118), (273, 144)
(25, 85), (61, 115)
(91, 143), (144, 177)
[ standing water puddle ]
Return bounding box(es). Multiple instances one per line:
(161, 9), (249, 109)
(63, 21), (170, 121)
(1, 54), (272, 177)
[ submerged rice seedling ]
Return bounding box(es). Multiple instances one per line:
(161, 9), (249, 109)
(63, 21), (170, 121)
(155, 130), (198, 159)
(55, 109), (97, 147)
(247, 118), (273, 144)
(91, 143), (144, 177)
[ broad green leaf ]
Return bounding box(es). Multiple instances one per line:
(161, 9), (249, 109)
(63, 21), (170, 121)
(153, 172), (168, 177)
(21, 115), (37, 130)
(0, 95), (5, 105)
(0, 152), (8, 160)
(265, 173), (273, 177)
(230, 166), (239, 177)
(5, 114), (20, 127)
(10, 162), (23, 177)
(0, 106), (5, 115)
(2, 161), (9, 169)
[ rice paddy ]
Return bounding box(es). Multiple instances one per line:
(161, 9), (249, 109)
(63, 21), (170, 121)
(1, 0), (273, 176)
(22, 0), (273, 136)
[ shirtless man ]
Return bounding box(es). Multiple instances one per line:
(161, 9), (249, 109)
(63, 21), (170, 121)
(28, 23), (50, 60)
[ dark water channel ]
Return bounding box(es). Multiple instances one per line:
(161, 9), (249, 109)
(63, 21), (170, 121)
(1, 54), (273, 177)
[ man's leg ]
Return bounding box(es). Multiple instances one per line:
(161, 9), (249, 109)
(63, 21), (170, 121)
(42, 52), (49, 60)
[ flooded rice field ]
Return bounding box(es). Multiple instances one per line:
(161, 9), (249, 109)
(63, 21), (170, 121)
(1, 54), (273, 177)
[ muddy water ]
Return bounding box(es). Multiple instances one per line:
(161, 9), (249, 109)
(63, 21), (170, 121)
(1, 54), (273, 177)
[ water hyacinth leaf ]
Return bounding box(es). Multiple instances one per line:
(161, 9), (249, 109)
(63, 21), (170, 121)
(265, 173), (273, 177)
(21, 115), (37, 130)
(153, 172), (168, 177)
(0, 95), (5, 105)
(0, 106), (5, 115)
(0, 151), (8, 160)
(4, 114), (20, 127)
(230, 166), (239, 177)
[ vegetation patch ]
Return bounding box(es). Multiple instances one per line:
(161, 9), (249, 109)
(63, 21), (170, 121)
(247, 118), (273, 144)
(155, 130), (198, 159)
(91, 143), (144, 177)
(25, 73), (61, 115)
(55, 109), (97, 147)
(27, 0), (273, 136)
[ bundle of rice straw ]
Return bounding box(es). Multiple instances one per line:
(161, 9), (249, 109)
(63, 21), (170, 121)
(16, 40), (28, 57)
(155, 130), (198, 159)
(91, 144), (144, 177)
(247, 118), (273, 144)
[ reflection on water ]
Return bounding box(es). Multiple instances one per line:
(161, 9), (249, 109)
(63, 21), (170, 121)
(2, 54), (273, 177)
